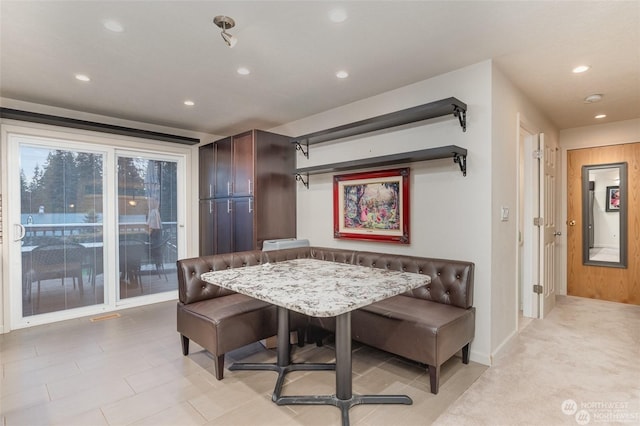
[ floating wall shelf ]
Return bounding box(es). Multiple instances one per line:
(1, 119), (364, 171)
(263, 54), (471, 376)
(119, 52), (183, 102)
(291, 97), (468, 188)
(291, 97), (467, 158)
(294, 145), (467, 188)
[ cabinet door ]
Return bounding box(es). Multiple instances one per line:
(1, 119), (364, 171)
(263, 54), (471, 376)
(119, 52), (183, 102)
(233, 198), (255, 252)
(213, 199), (233, 254)
(198, 144), (215, 199)
(232, 131), (255, 196)
(213, 137), (232, 198)
(199, 200), (215, 256)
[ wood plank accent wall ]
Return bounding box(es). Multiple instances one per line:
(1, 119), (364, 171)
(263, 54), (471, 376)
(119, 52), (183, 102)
(567, 142), (640, 305)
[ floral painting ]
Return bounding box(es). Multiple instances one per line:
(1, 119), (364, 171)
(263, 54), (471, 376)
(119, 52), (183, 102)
(333, 168), (409, 243)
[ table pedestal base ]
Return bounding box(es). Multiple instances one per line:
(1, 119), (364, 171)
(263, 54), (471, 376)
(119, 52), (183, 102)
(229, 308), (412, 426)
(229, 362), (336, 401)
(276, 394), (412, 426)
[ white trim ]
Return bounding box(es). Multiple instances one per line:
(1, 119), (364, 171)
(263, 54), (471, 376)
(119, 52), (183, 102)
(490, 328), (519, 362)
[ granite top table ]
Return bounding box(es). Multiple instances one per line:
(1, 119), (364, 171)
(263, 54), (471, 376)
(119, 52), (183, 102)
(201, 258), (431, 426)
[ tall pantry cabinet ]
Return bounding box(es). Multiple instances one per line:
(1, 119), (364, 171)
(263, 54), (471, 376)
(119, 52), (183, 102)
(199, 130), (296, 255)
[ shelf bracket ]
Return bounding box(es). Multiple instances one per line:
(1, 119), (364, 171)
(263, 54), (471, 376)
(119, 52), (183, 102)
(453, 107), (467, 132)
(295, 172), (309, 188)
(294, 140), (309, 159)
(453, 153), (467, 177)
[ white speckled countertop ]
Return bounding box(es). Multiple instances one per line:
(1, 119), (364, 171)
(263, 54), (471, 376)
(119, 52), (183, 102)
(201, 258), (430, 317)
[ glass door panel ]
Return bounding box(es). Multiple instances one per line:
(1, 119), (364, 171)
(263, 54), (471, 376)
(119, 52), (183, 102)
(117, 155), (178, 299)
(20, 145), (105, 316)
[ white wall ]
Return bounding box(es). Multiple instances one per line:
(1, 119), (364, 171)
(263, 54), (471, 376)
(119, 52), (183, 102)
(490, 65), (558, 354)
(272, 61), (495, 365)
(558, 118), (640, 293)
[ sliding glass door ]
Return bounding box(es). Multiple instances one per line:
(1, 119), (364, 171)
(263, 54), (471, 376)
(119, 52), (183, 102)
(117, 155), (178, 299)
(18, 142), (105, 317)
(8, 130), (184, 328)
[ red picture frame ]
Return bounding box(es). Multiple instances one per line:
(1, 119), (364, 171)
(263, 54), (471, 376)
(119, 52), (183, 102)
(333, 168), (410, 243)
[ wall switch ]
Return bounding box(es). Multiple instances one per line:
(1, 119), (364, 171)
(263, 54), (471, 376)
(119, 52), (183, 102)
(501, 206), (509, 221)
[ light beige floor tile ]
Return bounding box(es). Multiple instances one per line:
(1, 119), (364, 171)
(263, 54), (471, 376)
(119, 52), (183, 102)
(49, 408), (109, 426)
(2, 377), (134, 425)
(1, 361), (81, 397)
(46, 371), (130, 401)
(125, 356), (217, 393)
(101, 374), (213, 425)
(0, 384), (50, 414)
(1, 343), (103, 380)
(0, 343), (37, 364)
(189, 379), (271, 421)
(131, 401), (207, 426)
(75, 348), (155, 377)
(203, 392), (298, 426)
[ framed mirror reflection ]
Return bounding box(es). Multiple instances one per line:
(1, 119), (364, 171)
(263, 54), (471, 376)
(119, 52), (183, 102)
(581, 162), (628, 268)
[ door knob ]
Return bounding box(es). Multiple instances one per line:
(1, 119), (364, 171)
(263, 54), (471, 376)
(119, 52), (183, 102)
(553, 231), (562, 236)
(568, 220), (576, 226)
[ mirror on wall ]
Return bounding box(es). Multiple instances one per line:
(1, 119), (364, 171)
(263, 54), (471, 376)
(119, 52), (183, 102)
(581, 162), (628, 268)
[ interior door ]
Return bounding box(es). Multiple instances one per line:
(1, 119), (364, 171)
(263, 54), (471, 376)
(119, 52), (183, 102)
(567, 143), (640, 304)
(539, 133), (557, 318)
(522, 130), (558, 318)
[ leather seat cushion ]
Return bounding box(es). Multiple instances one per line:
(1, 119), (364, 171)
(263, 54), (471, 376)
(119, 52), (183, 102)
(351, 295), (475, 366)
(177, 294), (277, 355)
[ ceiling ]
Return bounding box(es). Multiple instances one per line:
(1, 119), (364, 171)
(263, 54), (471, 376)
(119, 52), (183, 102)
(1, 1), (639, 137)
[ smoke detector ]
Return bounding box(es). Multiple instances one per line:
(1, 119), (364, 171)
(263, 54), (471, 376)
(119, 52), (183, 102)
(584, 94), (603, 103)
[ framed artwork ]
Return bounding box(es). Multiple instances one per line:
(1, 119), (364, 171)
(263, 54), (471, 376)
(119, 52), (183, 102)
(333, 168), (409, 243)
(606, 186), (620, 212)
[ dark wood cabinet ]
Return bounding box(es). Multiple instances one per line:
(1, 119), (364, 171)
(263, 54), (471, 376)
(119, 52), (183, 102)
(199, 130), (295, 256)
(198, 144), (215, 199)
(231, 131), (254, 196)
(212, 137), (232, 198)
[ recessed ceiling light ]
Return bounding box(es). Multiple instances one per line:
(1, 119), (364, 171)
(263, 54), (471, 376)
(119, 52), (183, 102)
(595, 114), (607, 119)
(184, 100), (195, 106)
(336, 70), (349, 79)
(329, 9), (348, 23)
(103, 19), (124, 33)
(584, 94), (603, 103)
(75, 74), (90, 82)
(572, 65), (591, 74)
(237, 67), (250, 75)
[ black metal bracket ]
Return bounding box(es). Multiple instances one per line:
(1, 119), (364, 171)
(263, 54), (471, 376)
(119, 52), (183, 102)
(453, 153), (467, 177)
(295, 173), (309, 188)
(294, 140), (309, 158)
(453, 107), (467, 132)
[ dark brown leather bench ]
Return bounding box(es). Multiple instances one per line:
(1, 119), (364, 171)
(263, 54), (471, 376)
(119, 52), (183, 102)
(177, 247), (475, 393)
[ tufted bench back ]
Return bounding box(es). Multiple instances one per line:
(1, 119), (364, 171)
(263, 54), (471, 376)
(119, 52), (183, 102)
(177, 250), (264, 304)
(353, 251), (474, 309)
(178, 247), (473, 309)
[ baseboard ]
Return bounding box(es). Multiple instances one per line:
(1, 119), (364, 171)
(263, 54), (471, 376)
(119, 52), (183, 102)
(491, 328), (518, 361)
(469, 350), (492, 366)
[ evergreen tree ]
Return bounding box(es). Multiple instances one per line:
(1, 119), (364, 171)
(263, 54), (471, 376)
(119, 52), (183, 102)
(40, 150), (78, 213)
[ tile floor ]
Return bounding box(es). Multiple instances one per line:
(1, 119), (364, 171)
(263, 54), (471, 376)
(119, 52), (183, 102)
(0, 301), (486, 426)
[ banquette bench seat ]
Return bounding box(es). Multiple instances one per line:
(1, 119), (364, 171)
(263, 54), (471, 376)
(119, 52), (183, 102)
(176, 246), (475, 393)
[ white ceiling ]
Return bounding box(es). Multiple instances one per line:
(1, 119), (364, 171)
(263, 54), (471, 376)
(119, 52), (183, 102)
(1, 1), (639, 137)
